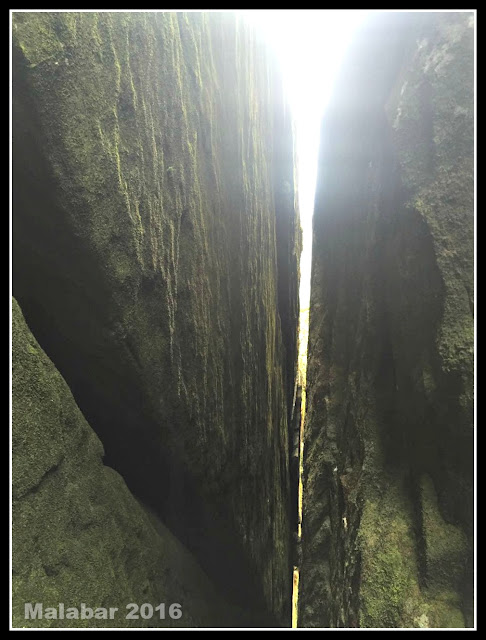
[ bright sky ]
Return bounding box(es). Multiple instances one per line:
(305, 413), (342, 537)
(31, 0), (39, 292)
(240, 10), (368, 307)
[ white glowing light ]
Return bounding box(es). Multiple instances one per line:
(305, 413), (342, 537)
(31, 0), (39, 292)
(240, 10), (368, 306)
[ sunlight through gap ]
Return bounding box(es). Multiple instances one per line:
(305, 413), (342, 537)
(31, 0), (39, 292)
(240, 10), (368, 627)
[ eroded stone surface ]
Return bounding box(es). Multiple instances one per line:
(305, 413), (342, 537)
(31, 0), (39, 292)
(12, 297), (261, 629)
(300, 12), (473, 629)
(12, 12), (300, 626)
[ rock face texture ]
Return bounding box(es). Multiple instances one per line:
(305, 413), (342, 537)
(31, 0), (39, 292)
(12, 298), (256, 628)
(12, 12), (300, 627)
(301, 13), (474, 629)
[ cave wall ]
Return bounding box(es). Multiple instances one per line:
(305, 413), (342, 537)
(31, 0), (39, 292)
(12, 11), (300, 626)
(300, 12), (474, 629)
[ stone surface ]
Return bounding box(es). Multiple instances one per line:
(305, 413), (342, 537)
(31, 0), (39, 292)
(300, 12), (474, 629)
(12, 297), (260, 629)
(12, 11), (300, 626)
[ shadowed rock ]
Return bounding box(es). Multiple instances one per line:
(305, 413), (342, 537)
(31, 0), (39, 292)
(12, 11), (300, 627)
(301, 11), (474, 629)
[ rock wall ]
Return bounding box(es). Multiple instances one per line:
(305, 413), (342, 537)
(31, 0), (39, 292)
(12, 11), (300, 627)
(300, 12), (474, 629)
(12, 297), (259, 628)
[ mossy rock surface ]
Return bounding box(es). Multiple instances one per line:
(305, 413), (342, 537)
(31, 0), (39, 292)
(12, 11), (300, 625)
(12, 297), (259, 629)
(300, 12), (473, 629)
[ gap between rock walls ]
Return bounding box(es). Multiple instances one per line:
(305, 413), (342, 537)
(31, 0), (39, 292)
(11, 10), (475, 630)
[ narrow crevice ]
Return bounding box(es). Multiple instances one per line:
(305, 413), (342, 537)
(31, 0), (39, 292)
(291, 310), (309, 627)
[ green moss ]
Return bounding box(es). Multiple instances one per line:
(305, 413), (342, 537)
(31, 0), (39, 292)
(358, 478), (467, 628)
(423, 596), (465, 628)
(388, 13), (474, 382)
(359, 483), (422, 628)
(301, 12), (472, 629)
(12, 298), (252, 628)
(420, 475), (467, 595)
(12, 12), (65, 67)
(13, 11), (297, 626)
